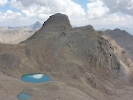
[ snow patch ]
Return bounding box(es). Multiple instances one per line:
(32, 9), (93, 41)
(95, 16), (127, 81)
(29, 74), (43, 79)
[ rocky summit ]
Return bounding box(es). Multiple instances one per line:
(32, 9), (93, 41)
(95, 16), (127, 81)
(26, 13), (72, 41)
(0, 13), (133, 100)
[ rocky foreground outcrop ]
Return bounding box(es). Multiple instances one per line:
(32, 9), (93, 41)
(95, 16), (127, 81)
(0, 13), (133, 100)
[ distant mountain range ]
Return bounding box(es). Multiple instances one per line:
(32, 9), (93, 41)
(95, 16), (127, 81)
(0, 21), (42, 31)
(98, 27), (133, 35)
(0, 21), (42, 44)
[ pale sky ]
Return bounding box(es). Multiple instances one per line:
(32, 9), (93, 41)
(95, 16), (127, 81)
(0, 0), (133, 34)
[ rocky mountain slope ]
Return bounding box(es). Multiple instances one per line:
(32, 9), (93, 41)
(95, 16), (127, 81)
(0, 21), (42, 44)
(0, 13), (133, 100)
(105, 29), (133, 61)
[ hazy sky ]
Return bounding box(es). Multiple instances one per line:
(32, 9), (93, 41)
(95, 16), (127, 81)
(0, 0), (133, 31)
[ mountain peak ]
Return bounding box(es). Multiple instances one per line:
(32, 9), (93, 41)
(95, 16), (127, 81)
(26, 13), (72, 40)
(34, 21), (41, 25)
(42, 13), (72, 31)
(114, 28), (121, 31)
(32, 21), (42, 30)
(113, 28), (130, 35)
(35, 21), (41, 23)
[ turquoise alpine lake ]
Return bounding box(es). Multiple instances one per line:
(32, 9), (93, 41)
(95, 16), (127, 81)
(17, 92), (32, 100)
(21, 73), (51, 83)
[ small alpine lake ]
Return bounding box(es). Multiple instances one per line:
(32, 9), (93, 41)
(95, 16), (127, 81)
(17, 92), (32, 100)
(21, 73), (51, 83)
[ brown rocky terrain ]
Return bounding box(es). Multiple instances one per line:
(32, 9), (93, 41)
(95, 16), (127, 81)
(0, 13), (133, 100)
(0, 30), (34, 44)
